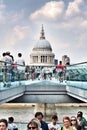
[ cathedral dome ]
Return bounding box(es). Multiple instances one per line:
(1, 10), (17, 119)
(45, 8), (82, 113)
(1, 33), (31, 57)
(33, 39), (52, 51)
(33, 25), (52, 51)
(30, 25), (55, 66)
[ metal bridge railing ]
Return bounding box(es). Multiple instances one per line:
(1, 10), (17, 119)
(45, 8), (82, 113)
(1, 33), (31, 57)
(0, 60), (87, 90)
(65, 62), (87, 82)
(0, 60), (58, 89)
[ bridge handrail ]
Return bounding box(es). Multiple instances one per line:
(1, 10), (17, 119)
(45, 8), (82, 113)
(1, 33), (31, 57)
(65, 62), (87, 82)
(0, 60), (87, 91)
(0, 60), (57, 89)
(68, 61), (87, 66)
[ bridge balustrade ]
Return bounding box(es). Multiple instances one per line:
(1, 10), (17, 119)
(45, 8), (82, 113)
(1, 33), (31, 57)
(65, 62), (87, 82)
(65, 62), (87, 102)
(1, 60), (87, 93)
(0, 61), (26, 80)
(0, 61), (26, 89)
(0, 61), (57, 89)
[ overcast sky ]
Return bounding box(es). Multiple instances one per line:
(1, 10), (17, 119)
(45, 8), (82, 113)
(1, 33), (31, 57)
(0, 0), (87, 65)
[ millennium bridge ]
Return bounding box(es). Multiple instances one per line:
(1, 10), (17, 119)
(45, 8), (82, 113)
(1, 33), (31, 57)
(0, 61), (87, 104)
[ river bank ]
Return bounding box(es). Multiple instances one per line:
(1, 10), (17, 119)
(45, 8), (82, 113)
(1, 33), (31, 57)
(0, 103), (87, 123)
(0, 103), (87, 108)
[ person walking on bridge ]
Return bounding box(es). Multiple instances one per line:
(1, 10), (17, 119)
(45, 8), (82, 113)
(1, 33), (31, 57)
(56, 61), (64, 82)
(15, 53), (25, 80)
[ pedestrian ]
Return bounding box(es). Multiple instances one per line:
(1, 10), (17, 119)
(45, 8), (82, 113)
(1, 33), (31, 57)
(35, 112), (49, 130)
(77, 114), (85, 130)
(61, 116), (73, 130)
(0, 119), (8, 130)
(56, 61), (64, 82)
(27, 118), (41, 130)
(48, 115), (61, 130)
(77, 111), (87, 126)
(15, 53), (25, 80)
(8, 117), (18, 130)
(71, 116), (81, 130)
(25, 65), (30, 80)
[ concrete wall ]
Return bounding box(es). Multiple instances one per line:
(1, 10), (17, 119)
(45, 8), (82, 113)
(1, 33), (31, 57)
(9, 82), (82, 103)
(0, 85), (25, 104)
(66, 85), (87, 102)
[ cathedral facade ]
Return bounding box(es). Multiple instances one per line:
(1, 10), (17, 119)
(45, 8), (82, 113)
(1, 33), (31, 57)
(30, 25), (55, 66)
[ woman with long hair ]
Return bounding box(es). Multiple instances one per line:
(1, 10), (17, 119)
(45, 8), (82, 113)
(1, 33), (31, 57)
(71, 116), (82, 130)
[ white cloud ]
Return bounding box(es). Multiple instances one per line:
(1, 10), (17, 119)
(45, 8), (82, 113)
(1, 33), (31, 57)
(5, 25), (31, 46)
(66, 0), (83, 17)
(80, 20), (87, 28)
(30, 1), (64, 20)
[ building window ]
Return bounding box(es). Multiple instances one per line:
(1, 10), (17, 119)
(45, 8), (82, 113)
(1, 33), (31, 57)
(33, 56), (38, 63)
(45, 56), (47, 63)
(41, 56), (46, 63)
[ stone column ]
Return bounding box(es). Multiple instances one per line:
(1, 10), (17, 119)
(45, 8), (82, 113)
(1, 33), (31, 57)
(38, 55), (41, 63)
(34, 103), (57, 122)
(47, 56), (50, 63)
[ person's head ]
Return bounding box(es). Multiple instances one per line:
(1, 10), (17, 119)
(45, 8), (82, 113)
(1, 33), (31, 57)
(6, 51), (10, 55)
(2, 53), (6, 57)
(77, 111), (83, 117)
(18, 53), (22, 57)
(8, 117), (14, 123)
(51, 115), (58, 125)
(63, 116), (71, 128)
(71, 116), (78, 127)
(27, 118), (41, 130)
(35, 112), (43, 122)
(77, 114), (82, 121)
(59, 61), (62, 64)
(0, 119), (8, 130)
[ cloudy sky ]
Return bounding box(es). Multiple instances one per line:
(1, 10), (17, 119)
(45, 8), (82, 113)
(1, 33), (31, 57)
(0, 0), (87, 64)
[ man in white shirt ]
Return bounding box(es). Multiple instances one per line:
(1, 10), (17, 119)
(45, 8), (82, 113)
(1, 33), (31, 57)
(15, 53), (25, 67)
(15, 53), (25, 80)
(15, 52), (25, 65)
(48, 115), (61, 130)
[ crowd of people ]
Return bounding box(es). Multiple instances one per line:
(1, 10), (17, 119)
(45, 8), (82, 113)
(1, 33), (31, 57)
(0, 51), (66, 83)
(0, 52), (26, 83)
(0, 52), (38, 82)
(0, 111), (87, 130)
(0, 117), (18, 130)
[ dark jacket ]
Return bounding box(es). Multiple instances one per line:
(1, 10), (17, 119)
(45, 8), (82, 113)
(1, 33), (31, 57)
(40, 120), (49, 130)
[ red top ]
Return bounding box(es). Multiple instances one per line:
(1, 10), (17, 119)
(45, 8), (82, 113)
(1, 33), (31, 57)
(56, 64), (64, 71)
